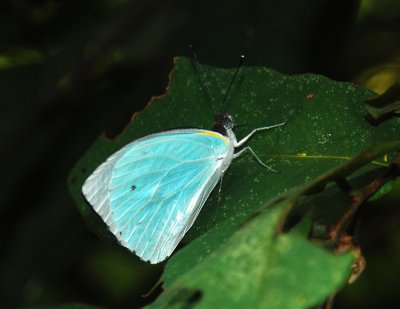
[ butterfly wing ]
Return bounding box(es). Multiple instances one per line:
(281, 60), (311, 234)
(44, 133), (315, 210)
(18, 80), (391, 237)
(82, 129), (230, 263)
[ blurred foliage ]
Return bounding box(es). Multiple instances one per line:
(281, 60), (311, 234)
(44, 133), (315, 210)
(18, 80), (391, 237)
(352, 0), (400, 93)
(1, 0), (400, 308)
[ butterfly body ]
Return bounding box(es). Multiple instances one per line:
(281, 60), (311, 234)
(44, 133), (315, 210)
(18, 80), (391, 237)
(82, 114), (240, 263)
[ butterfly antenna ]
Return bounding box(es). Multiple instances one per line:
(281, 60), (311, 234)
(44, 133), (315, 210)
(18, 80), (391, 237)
(190, 44), (217, 116)
(220, 54), (245, 114)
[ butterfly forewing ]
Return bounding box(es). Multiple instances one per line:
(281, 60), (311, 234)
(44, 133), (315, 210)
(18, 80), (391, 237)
(82, 129), (230, 263)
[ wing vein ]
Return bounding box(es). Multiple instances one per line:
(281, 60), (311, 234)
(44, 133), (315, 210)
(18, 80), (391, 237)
(135, 165), (210, 259)
(150, 167), (212, 261)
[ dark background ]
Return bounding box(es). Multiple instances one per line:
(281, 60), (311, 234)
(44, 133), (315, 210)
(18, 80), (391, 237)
(1, 0), (400, 308)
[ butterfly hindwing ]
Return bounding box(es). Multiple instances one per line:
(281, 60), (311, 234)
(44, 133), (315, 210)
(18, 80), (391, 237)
(82, 129), (229, 263)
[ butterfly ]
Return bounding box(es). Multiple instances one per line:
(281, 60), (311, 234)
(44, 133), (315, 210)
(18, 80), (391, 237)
(82, 56), (285, 264)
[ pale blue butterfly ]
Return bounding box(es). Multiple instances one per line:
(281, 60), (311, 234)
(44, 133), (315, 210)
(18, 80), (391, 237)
(82, 56), (284, 264)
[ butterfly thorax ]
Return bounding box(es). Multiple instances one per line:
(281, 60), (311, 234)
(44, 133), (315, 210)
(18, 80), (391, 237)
(213, 113), (236, 173)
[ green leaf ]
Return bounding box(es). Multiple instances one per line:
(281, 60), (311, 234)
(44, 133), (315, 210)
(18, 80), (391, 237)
(69, 56), (400, 306)
(147, 205), (353, 309)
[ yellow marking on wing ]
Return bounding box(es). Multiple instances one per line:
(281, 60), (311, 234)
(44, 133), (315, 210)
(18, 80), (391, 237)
(259, 153), (388, 167)
(199, 131), (228, 143)
(384, 154), (388, 162)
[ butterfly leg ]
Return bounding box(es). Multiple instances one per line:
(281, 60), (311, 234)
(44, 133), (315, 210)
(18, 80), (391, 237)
(233, 146), (278, 172)
(235, 122), (285, 147)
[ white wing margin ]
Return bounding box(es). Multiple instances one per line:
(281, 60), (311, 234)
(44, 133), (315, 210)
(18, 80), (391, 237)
(82, 146), (127, 234)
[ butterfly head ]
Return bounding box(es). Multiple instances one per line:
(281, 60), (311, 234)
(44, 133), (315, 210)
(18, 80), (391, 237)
(213, 113), (235, 136)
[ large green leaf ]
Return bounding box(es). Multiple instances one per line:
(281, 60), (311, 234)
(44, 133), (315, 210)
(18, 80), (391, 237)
(69, 57), (400, 307)
(147, 205), (353, 309)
